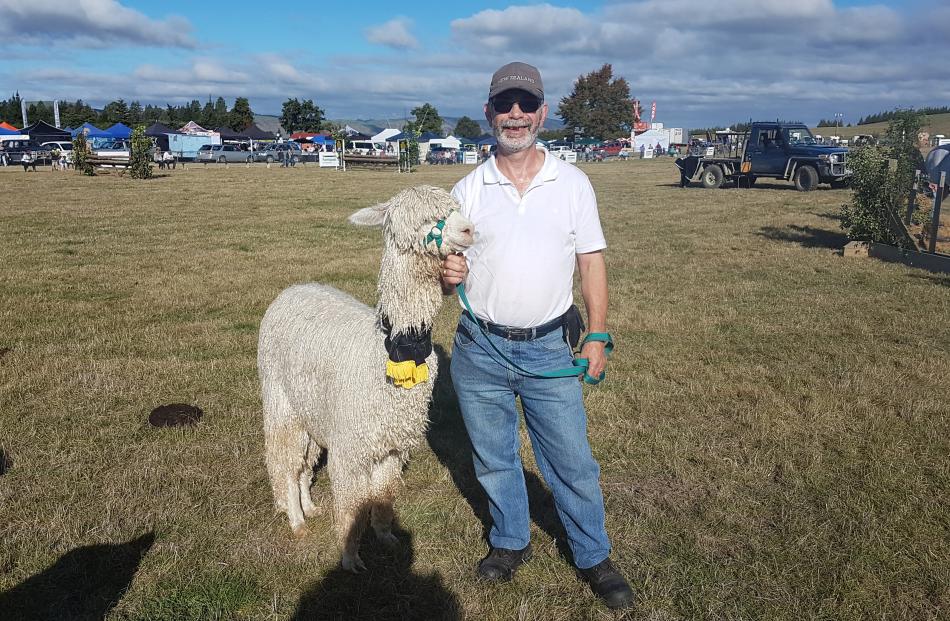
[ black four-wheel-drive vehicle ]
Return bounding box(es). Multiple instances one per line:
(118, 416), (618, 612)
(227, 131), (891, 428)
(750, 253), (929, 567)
(676, 122), (851, 191)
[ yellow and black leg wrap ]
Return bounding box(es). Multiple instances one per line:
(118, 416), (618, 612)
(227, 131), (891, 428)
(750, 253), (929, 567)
(382, 317), (432, 389)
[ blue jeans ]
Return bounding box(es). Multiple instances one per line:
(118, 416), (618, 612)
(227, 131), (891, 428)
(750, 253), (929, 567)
(450, 311), (611, 569)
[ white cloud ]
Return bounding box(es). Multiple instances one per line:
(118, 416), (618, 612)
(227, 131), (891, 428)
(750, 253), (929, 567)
(4, 1), (950, 131)
(365, 17), (418, 50)
(0, 0), (195, 48)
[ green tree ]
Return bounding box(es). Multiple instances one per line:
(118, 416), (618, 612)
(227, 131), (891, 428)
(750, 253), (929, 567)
(100, 99), (129, 126)
(200, 98), (215, 128)
(453, 116), (482, 139)
(127, 101), (143, 125)
(213, 97), (228, 127)
(129, 125), (153, 179)
(60, 99), (97, 128)
(72, 132), (95, 176)
(26, 101), (54, 125)
(0, 92), (23, 126)
(229, 97), (254, 131)
(840, 110), (924, 246)
(556, 64), (634, 140)
(404, 103), (443, 136)
(279, 98), (325, 133)
(883, 109), (925, 201)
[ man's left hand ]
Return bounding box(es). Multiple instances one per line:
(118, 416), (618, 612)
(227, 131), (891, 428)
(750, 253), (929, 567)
(580, 339), (607, 380)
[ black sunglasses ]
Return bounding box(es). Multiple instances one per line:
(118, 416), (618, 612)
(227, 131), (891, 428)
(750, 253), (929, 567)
(490, 94), (542, 114)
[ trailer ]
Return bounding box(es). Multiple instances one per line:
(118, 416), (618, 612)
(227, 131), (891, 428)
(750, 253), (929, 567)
(675, 122), (851, 191)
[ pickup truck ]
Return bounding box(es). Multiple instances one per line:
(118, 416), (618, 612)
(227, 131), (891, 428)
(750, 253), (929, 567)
(675, 122), (850, 191)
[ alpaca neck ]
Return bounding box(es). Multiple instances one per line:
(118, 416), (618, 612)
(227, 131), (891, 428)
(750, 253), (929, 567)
(376, 248), (443, 334)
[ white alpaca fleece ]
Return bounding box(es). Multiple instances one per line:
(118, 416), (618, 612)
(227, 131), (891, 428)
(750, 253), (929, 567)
(258, 185), (473, 572)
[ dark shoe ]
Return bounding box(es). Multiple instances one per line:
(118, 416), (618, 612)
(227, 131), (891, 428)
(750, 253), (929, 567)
(477, 544), (533, 581)
(580, 558), (634, 609)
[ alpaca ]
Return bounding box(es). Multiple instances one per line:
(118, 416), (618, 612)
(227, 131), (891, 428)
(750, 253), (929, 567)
(258, 185), (474, 572)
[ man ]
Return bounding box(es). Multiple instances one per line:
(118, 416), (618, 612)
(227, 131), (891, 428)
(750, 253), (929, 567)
(21, 149), (36, 172)
(440, 61), (634, 610)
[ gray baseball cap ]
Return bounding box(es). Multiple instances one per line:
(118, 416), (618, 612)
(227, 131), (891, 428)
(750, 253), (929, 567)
(489, 62), (543, 100)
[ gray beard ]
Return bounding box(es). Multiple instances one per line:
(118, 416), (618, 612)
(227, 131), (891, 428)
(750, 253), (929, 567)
(493, 121), (538, 154)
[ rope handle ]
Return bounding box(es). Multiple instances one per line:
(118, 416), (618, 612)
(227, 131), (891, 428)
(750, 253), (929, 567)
(574, 333), (613, 384)
(456, 283), (613, 385)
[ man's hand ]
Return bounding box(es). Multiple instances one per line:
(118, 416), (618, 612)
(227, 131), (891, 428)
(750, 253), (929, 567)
(441, 253), (468, 294)
(580, 339), (607, 380)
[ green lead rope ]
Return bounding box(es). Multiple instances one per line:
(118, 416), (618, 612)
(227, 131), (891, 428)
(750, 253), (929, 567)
(456, 283), (612, 385)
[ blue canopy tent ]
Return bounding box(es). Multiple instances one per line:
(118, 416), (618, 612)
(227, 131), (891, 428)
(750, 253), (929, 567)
(309, 135), (335, 145)
(71, 122), (111, 138)
(477, 136), (497, 146)
(106, 123), (132, 139)
(0, 126), (21, 136)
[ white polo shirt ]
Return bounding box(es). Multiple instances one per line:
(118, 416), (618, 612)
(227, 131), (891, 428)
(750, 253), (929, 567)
(451, 150), (606, 328)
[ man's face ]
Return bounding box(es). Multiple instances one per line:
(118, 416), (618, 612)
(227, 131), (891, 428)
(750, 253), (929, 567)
(484, 89), (548, 155)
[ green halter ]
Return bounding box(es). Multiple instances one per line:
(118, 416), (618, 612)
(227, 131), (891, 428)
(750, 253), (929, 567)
(424, 219), (446, 249)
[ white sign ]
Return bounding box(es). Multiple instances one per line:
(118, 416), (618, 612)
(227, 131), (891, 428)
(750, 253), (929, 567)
(560, 151), (577, 163)
(463, 151), (478, 164)
(319, 152), (339, 168)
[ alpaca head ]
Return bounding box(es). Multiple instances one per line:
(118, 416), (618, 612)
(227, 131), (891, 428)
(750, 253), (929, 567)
(349, 186), (474, 257)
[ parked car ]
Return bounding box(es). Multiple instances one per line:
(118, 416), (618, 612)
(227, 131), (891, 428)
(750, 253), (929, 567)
(196, 143), (254, 164)
(253, 142), (301, 164)
(1, 140), (52, 165)
(41, 141), (73, 154)
(595, 140), (627, 158)
(94, 139), (130, 158)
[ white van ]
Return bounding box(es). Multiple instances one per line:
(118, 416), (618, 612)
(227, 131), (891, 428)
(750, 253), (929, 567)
(348, 140), (382, 155)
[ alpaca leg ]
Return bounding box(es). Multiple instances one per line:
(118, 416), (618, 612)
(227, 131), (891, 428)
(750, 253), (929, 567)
(369, 453), (403, 547)
(329, 455), (370, 573)
(299, 439), (321, 518)
(261, 381), (310, 537)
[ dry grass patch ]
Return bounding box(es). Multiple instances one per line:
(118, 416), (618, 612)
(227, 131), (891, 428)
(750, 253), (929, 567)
(1, 160), (948, 620)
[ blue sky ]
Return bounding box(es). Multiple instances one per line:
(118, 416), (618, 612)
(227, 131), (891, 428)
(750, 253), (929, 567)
(2, 0), (948, 130)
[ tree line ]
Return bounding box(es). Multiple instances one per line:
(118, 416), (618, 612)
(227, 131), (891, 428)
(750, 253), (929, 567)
(0, 92), (254, 131)
(857, 106), (950, 126)
(4, 64), (646, 142)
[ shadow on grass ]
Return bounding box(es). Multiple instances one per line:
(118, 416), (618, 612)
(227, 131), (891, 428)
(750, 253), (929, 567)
(758, 224), (848, 250)
(0, 532), (154, 621)
(910, 273), (950, 287)
(426, 345), (574, 564)
(291, 525), (460, 621)
(0, 448), (10, 476)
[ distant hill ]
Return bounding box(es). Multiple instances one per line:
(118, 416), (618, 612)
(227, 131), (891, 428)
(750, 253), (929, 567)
(808, 113), (950, 141)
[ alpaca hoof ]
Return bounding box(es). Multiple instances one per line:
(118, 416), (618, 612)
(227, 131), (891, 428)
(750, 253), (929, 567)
(341, 553), (366, 573)
(291, 525), (311, 540)
(376, 531), (399, 548)
(302, 504), (322, 518)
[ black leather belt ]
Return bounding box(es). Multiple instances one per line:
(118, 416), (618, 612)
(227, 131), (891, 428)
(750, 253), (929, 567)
(463, 310), (565, 342)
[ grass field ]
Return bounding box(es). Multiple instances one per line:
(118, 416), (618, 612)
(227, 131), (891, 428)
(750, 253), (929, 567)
(1, 159), (948, 620)
(808, 112), (950, 143)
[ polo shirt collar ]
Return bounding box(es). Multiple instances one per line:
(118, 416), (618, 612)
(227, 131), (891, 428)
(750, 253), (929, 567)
(482, 150), (559, 186)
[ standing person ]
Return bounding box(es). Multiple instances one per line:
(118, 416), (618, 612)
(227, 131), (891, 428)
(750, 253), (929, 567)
(440, 61), (634, 610)
(21, 150), (36, 172)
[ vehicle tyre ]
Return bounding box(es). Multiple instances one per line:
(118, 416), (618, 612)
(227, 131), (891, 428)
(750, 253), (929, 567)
(291, 156), (299, 165)
(265, 155), (274, 164)
(701, 164), (724, 189)
(794, 165), (818, 191)
(218, 156), (226, 163)
(246, 155), (254, 163)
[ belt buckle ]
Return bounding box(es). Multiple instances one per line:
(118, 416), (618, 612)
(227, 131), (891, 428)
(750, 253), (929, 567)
(506, 327), (534, 341)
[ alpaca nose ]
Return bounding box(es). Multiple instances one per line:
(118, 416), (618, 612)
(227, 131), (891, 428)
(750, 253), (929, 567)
(460, 226), (472, 236)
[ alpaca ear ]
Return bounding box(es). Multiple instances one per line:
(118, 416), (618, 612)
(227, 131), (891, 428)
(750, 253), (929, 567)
(348, 201), (389, 227)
